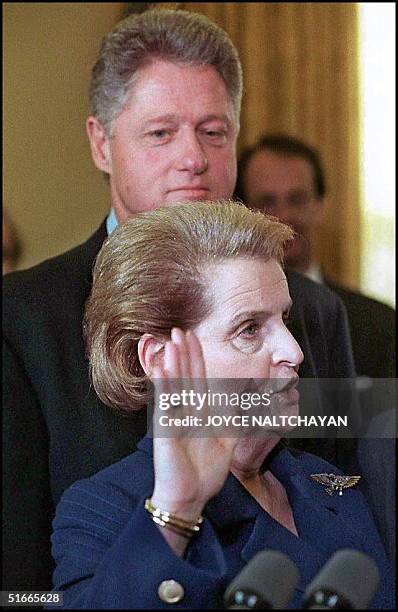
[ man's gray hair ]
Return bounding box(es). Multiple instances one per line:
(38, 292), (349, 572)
(89, 8), (243, 136)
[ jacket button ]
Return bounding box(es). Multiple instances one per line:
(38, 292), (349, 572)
(158, 580), (185, 603)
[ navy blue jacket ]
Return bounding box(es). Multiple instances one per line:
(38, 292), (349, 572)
(3, 222), (360, 592)
(50, 437), (395, 609)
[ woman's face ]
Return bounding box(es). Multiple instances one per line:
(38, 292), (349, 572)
(193, 257), (303, 381)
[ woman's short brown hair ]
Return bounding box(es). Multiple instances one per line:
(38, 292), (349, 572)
(84, 200), (293, 413)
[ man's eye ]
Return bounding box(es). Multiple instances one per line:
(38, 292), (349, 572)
(203, 129), (227, 142)
(148, 129), (170, 140)
(287, 193), (312, 207)
(255, 198), (277, 213)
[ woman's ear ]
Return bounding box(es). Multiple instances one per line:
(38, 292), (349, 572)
(138, 334), (165, 377)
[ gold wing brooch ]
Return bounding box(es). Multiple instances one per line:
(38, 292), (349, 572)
(310, 473), (361, 496)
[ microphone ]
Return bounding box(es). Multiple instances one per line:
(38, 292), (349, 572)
(302, 549), (379, 609)
(224, 549), (299, 609)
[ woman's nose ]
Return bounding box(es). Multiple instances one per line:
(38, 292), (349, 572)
(273, 326), (304, 370)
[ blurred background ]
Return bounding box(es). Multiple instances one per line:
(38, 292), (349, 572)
(3, 2), (395, 307)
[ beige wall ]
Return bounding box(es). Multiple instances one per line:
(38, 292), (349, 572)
(4, 2), (124, 271)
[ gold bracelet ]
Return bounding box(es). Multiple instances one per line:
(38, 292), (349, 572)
(145, 498), (203, 537)
(151, 515), (194, 538)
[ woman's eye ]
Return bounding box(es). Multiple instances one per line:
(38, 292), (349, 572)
(283, 313), (292, 326)
(239, 323), (258, 338)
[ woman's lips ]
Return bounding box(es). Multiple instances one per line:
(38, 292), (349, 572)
(284, 386), (300, 403)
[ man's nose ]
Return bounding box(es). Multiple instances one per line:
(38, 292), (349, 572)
(273, 200), (292, 225)
(177, 132), (208, 174)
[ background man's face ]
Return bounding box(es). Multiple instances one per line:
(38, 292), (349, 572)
(92, 60), (238, 221)
(242, 150), (323, 272)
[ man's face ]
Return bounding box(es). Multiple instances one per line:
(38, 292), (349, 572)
(87, 60), (238, 220)
(242, 150), (323, 272)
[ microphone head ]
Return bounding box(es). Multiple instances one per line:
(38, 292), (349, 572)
(224, 549), (299, 609)
(303, 549), (379, 609)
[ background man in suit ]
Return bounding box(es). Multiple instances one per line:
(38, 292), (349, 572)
(3, 10), (358, 593)
(236, 133), (396, 380)
(235, 134), (396, 564)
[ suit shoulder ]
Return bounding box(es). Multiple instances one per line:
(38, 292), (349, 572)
(83, 449), (153, 497)
(53, 451), (152, 544)
(285, 268), (342, 309)
(327, 281), (395, 318)
(288, 447), (344, 476)
(52, 476), (137, 558)
(56, 450), (151, 509)
(3, 223), (106, 305)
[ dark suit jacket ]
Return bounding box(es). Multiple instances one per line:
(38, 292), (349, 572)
(49, 437), (395, 609)
(324, 281), (396, 563)
(325, 279), (396, 379)
(1, 222), (362, 592)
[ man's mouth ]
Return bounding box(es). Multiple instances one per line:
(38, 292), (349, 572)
(168, 187), (209, 198)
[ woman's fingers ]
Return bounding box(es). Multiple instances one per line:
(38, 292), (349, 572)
(171, 328), (191, 380)
(164, 328), (207, 381)
(164, 336), (181, 379)
(161, 329), (210, 424)
(185, 331), (209, 423)
(152, 363), (170, 438)
(186, 330), (206, 380)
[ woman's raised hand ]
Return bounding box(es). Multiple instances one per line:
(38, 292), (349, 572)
(151, 327), (237, 521)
